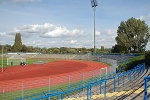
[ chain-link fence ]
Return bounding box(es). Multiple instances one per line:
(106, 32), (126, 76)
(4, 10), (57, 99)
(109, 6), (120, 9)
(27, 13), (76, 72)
(0, 66), (111, 100)
(0, 54), (129, 100)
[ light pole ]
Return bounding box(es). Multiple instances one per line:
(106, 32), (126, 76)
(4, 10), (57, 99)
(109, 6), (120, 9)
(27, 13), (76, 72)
(91, 0), (98, 54)
(2, 45), (3, 72)
(1, 43), (4, 72)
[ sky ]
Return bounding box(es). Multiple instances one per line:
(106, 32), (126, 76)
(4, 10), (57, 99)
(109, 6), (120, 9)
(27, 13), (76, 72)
(0, 0), (150, 50)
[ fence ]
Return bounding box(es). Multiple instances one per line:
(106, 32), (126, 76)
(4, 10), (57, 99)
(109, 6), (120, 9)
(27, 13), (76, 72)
(144, 75), (150, 100)
(90, 55), (118, 73)
(22, 63), (145, 100)
(0, 63), (144, 100)
(34, 63), (145, 100)
(0, 66), (109, 100)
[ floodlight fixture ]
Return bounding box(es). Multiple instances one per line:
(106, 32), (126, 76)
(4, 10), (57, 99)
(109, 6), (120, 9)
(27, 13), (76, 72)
(91, 0), (98, 54)
(91, 0), (98, 8)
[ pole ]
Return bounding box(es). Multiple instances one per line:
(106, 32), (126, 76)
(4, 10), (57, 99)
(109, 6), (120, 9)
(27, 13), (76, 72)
(82, 73), (84, 85)
(144, 78), (148, 100)
(68, 75), (70, 98)
(22, 82), (24, 100)
(1, 44), (3, 72)
(105, 67), (107, 78)
(94, 6), (96, 54)
(114, 77), (116, 92)
(100, 69), (101, 80)
(48, 79), (51, 100)
(48, 79), (50, 93)
(104, 81), (106, 98)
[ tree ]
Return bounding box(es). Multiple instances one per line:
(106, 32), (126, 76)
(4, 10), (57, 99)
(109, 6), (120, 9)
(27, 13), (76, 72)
(12, 33), (23, 52)
(26, 46), (34, 52)
(22, 44), (27, 52)
(100, 46), (104, 51)
(111, 44), (121, 53)
(4, 44), (12, 53)
(116, 17), (150, 53)
(41, 47), (48, 54)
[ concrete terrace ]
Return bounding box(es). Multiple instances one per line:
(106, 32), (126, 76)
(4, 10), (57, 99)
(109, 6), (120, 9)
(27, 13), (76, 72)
(64, 66), (150, 100)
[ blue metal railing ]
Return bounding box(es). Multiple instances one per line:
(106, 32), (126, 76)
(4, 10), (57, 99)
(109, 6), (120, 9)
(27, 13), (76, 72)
(25, 63), (145, 100)
(144, 76), (150, 100)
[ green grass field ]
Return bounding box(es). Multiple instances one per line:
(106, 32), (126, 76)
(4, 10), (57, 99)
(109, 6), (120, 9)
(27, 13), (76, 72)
(0, 58), (54, 68)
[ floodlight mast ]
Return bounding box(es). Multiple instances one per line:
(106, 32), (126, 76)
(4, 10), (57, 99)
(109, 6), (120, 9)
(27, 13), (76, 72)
(1, 43), (3, 72)
(91, 0), (98, 54)
(2, 45), (3, 72)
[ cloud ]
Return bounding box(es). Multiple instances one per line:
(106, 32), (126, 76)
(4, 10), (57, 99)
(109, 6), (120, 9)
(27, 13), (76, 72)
(96, 29), (116, 37)
(0, 31), (15, 39)
(85, 28), (117, 48)
(96, 31), (101, 36)
(0, 0), (41, 6)
(0, 0), (40, 3)
(94, 29), (117, 48)
(70, 40), (77, 44)
(0, 23), (85, 39)
(139, 14), (150, 21)
(0, 32), (6, 36)
(41, 26), (84, 38)
(48, 41), (57, 44)
(38, 23), (83, 38)
(0, 23), (117, 48)
(33, 40), (42, 44)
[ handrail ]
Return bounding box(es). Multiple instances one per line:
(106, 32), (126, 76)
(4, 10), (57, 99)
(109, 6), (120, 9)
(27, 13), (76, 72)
(144, 76), (150, 100)
(30, 63), (145, 100)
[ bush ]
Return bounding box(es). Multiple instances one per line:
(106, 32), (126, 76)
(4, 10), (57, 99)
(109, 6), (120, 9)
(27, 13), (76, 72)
(145, 50), (150, 60)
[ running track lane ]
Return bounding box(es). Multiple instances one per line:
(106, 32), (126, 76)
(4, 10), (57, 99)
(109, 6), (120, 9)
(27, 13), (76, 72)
(0, 60), (109, 92)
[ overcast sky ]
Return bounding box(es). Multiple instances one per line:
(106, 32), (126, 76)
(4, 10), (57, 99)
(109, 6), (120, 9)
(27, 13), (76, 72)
(0, 0), (150, 50)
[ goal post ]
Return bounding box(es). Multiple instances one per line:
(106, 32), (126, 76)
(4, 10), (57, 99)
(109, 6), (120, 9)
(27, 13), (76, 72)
(7, 58), (26, 65)
(100, 67), (107, 79)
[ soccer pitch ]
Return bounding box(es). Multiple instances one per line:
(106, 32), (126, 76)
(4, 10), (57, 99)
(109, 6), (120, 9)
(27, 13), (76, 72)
(0, 58), (53, 68)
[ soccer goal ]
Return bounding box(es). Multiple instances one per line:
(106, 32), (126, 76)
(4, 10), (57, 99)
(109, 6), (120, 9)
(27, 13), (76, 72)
(7, 58), (26, 66)
(100, 67), (108, 79)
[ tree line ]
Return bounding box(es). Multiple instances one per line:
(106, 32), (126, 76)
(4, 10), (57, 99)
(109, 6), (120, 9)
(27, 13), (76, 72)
(0, 44), (111, 54)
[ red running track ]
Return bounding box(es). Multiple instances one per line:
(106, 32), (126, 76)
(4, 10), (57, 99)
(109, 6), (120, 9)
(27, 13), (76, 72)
(0, 60), (109, 92)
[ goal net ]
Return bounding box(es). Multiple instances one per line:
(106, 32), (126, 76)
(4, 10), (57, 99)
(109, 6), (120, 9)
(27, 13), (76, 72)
(7, 58), (26, 65)
(100, 67), (107, 79)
